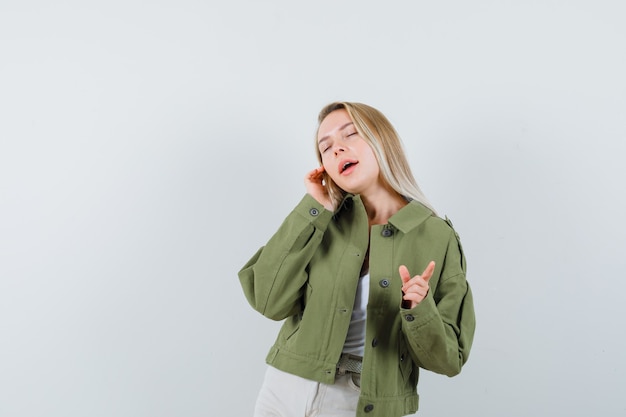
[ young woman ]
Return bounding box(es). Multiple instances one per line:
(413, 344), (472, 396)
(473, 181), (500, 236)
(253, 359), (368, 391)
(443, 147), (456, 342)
(239, 102), (475, 417)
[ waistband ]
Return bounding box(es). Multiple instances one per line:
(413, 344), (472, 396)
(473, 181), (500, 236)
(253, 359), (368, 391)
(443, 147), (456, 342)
(336, 353), (362, 375)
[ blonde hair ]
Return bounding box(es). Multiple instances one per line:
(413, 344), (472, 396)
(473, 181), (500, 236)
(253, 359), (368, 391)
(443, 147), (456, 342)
(315, 102), (437, 215)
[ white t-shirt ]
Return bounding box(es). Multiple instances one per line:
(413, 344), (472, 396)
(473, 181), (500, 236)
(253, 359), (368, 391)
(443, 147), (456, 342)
(342, 273), (369, 357)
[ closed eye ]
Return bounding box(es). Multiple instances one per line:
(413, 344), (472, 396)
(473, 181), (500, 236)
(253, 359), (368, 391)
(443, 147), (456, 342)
(318, 138), (331, 153)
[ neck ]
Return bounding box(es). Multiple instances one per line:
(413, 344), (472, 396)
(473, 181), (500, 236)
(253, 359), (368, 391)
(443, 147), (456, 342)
(360, 188), (407, 226)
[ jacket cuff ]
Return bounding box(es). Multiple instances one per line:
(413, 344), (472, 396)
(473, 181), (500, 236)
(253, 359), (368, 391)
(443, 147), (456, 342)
(293, 194), (334, 231)
(400, 291), (438, 328)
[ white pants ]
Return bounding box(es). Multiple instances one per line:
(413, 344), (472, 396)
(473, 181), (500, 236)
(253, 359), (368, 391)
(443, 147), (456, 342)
(253, 365), (361, 417)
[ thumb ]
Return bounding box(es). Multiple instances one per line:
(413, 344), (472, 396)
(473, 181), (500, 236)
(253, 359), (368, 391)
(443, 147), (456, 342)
(398, 265), (411, 285)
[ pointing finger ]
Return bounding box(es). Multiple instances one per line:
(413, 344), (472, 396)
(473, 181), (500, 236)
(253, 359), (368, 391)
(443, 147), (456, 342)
(421, 261), (436, 282)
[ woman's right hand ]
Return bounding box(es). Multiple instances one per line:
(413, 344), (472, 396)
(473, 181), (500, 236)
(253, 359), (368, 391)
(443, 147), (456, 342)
(305, 166), (334, 211)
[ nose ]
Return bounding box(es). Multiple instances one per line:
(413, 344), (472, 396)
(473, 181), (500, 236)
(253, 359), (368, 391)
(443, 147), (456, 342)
(333, 144), (345, 156)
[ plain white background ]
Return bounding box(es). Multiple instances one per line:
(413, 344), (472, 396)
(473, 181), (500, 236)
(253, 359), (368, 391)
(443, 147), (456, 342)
(1, 1), (625, 416)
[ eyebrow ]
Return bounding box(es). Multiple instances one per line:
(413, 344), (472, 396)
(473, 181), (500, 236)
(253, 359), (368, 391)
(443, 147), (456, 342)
(318, 122), (354, 145)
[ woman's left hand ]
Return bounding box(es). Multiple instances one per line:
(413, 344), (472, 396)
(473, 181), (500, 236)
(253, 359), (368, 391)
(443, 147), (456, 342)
(399, 261), (436, 309)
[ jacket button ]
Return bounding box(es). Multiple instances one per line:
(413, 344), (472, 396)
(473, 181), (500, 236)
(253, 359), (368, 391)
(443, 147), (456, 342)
(381, 228), (393, 237)
(364, 404), (374, 412)
(371, 338), (378, 347)
(405, 314), (415, 322)
(309, 208), (319, 216)
(400, 353), (405, 362)
(379, 279), (390, 288)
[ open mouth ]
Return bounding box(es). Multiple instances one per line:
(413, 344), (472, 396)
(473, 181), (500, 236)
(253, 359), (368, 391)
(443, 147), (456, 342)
(339, 160), (358, 174)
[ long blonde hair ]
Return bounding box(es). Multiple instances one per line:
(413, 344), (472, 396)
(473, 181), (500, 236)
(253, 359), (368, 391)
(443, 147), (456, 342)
(315, 102), (437, 215)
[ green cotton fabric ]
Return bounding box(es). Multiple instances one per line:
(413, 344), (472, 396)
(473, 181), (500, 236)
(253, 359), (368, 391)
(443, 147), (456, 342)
(239, 194), (475, 417)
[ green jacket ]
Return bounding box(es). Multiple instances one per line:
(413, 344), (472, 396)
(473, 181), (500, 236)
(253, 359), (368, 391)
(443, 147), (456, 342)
(239, 194), (475, 417)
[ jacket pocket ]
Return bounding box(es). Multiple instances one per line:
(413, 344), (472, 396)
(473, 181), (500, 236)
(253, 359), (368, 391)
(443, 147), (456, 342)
(280, 283), (312, 342)
(398, 336), (413, 383)
(302, 282), (313, 313)
(278, 314), (301, 342)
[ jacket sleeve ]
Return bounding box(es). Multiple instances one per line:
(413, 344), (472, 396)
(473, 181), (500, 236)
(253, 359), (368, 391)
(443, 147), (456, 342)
(400, 226), (476, 377)
(238, 194), (333, 321)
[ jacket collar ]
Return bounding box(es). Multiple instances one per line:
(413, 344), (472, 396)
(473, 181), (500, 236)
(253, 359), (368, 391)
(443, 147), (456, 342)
(388, 200), (434, 233)
(336, 194), (433, 233)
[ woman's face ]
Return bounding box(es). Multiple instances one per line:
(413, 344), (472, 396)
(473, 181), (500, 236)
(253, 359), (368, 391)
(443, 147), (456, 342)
(317, 109), (381, 196)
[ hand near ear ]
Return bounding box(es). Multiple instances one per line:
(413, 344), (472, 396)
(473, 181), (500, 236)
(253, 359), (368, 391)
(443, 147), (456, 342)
(399, 261), (436, 309)
(304, 166), (334, 211)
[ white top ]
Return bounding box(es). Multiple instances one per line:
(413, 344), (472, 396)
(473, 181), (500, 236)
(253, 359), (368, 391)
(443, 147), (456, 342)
(342, 272), (369, 357)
